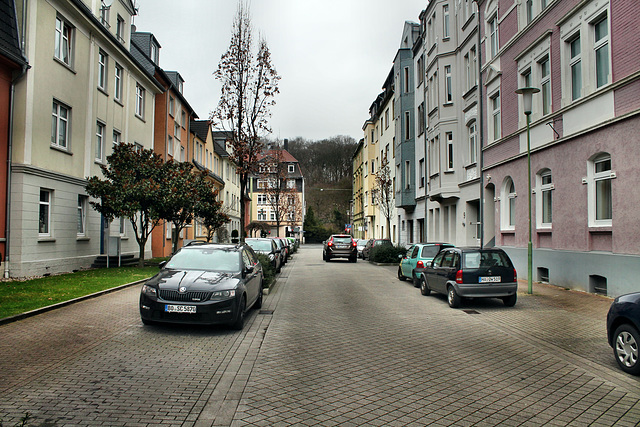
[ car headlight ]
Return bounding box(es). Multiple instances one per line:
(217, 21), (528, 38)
(142, 284), (157, 297)
(210, 290), (236, 300)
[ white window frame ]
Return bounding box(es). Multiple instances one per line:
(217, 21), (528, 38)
(444, 65), (452, 103)
(169, 96), (175, 117)
(587, 153), (614, 227)
(404, 67), (410, 93)
(404, 111), (411, 140)
(593, 14), (610, 89)
(501, 178), (516, 231)
(52, 100), (70, 149)
(537, 169), (554, 229)
(405, 161), (411, 190)
(443, 5), (450, 39)
(490, 91), (501, 141)
(112, 129), (120, 148)
(135, 83), (145, 119)
(489, 15), (498, 59)
(539, 56), (551, 116)
(77, 195), (87, 236)
(468, 121), (477, 165)
(114, 63), (123, 102)
(446, 132), (454, 171)
(167, 136), (174, 158)
(569, 35), (582, 101)
(116, 15), (125, 43)
(419, 158), (425, 188)
(95, 121), (105, 162)
(39, 189), (52, 237)
(98, 50), (107, 90)
(55, 16), (73, 66)
(288, 164), (295, 173)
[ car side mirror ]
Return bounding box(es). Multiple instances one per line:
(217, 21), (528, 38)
(244, 265), (255, 276)
(159, 260), (167, 269)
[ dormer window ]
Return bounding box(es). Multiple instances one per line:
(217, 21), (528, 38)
(150, 43), (158, 64)
(178, 79), (183, 94)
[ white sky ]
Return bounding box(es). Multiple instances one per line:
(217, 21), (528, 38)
(134, 0), (427, 141)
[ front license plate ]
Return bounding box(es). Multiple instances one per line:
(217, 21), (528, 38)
(165, 304), (196, 313)
(479, 276), (501, 283)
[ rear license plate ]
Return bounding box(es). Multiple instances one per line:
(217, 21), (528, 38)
(165, 305), (196, 313)
(479, 276), (501, 283)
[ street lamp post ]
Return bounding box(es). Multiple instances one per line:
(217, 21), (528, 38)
(515, 87), (540, 295)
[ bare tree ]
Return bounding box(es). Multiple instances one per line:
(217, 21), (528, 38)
(372, 156), (393, 240)
(210, 0), (279, 242)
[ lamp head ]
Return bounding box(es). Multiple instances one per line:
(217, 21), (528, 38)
(515, 87), (540, 115)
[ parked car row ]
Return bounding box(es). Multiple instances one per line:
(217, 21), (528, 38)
(398, 243), (518, 309)
(139, 237), (297, 331)
(396, 242), (640, 377)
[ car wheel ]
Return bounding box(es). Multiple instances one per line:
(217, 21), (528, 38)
(412, 272), (420, 288)
(350, 255), (357, 263)
(325, 255), (331, 262)
(397, 267), (406, 281)
(447, 286), (461, 308)
(502, 294), (517, 307)
(420, 277), (431, 296)
(322, 252), (326, 261)
(231, 296), (246, 330)
(613, 324), (640, 375)
(254, 285), (263, 310)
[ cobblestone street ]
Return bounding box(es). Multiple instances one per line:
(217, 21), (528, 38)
(1, 245), (639, 426)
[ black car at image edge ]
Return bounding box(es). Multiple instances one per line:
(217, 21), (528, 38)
(139, 242), (263, 330)
(607, 292), (640, 376)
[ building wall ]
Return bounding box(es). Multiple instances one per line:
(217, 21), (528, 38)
(9, 0), (157, 276)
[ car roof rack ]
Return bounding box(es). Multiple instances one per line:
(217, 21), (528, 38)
(185, 240), (208, 247)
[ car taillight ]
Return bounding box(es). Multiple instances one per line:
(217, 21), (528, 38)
(456, 270), (463, 284)
(352, 240), (357, 247)
(417, 261), (424, 268)
(513, 268), (517, 281)
(327, 241), (333, 247)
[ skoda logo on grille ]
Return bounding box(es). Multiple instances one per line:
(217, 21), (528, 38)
(179, 287), (187, 294)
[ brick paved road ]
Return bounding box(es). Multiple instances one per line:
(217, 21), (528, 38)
(1, 245), (639, 426)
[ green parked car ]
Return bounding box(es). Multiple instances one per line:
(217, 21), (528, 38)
(398, 242), (454, 286)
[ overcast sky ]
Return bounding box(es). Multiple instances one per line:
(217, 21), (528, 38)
(134, 0), (427, 142)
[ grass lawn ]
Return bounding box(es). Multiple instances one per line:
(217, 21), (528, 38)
(0, 265), (160, 320)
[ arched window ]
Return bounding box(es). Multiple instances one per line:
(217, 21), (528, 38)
(587, 153), (614, 226)
(501, 178), (516, 231)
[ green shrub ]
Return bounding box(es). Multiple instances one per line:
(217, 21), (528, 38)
(370, 244), (407, 264)
(256, 253), (275, 288)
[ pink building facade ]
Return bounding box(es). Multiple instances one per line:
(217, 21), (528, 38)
(478, 0), (640, 296)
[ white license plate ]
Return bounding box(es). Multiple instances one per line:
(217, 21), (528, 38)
(165, 304), (196, 313)
(479, 276), (501, 283)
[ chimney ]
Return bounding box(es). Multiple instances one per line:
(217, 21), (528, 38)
(284, 138), (289, 151)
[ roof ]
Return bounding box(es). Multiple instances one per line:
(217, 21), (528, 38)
(258, 149), (299, 163)
(190, 120), (210, 142)
(0, 0), (27, 67)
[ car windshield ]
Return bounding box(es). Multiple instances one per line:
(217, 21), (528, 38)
(165, 248), (240, 272)
(375, 240), (391, 246)
(246, 240), (272, 252)
(333, 237), (352, 244)
(463, 251), (511, 269)
(420, 246), (442, 258)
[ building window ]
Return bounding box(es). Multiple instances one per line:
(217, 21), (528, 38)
(98, 50), (107, 90)
(468, 121), (477, 164)
(77, 195), (87, 236)
(100, 1), (110, 27)
(569, 35), (582, 101)
(419, 158), (425, 188)
(594, 14), (610, 88)
(404, 67), (410, 93)
(174, 122), (181, 140)
(257, 194), (268, 205)
(526, 0), (533, 24)
(404, 111), (410, 140)
(114, 64), (123, 101)
(588, 154), (613, 226)
(443, 5), (450, 38)
(150, 43), (158, 64)
(51, 100), (70, 149)
(180, 145), (185, 162)
(169, 97), (175, 116)
(287, 179), (295, 189)
(167, 136), (173, 158)
(445, 65), (452, 103)
(538, 170), (553, 227)
(501, 179), (516, 230)
(135, 83), (145, 118)
(288, 164), (295, 173)
(446, 132), (454, 171)
(489, 15), (498, 59)
(39, 189), (52, 236)
(405, 161), (411, 190)
(95, 122), (105, 162)
(55, 17), (73, 66)
(417, 103), (425, 135)
(491, 92), (501, 141)
(539, 56), (551, 115)
(116, 15), (125, 43)
(385, 109), (389, 129)
(417, 55), (424, 87)
(119, 217), (126, 236)
(181, 111), (186, 128)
